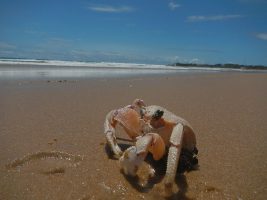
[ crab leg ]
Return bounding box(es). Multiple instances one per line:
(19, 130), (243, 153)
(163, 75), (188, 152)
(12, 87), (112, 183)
(164, 123), (184, 191)
(119, 133), (165, 176)
(104, 110), (122, 158)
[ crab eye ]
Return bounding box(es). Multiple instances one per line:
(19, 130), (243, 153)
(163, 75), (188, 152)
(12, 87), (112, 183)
(152, 110), (164, 120)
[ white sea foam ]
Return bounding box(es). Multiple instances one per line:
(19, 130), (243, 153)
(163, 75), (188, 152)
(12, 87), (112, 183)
(0, 58), (247, 80)
(0, 58), (180, 70)
(0, 58), (240, 71)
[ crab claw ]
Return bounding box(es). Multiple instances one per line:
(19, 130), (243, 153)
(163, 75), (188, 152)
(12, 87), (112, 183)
(114, 107), (141, 139)
(119, 146), (145, 176)
(136, 133), (166, 161)
(119, 133), (165, 177)
(149, 133), (166, 160)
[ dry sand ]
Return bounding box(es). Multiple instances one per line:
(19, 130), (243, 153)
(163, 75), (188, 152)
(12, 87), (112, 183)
(0, 72), (267, 200)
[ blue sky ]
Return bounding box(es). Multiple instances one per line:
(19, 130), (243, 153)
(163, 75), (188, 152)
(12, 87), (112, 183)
(0, 0), (267, 65)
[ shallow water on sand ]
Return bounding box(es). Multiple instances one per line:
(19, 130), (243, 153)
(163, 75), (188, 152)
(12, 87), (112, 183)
(0, 65), (178, 80)
(0, 61), (188, 80)
(0, 61), (258, 80)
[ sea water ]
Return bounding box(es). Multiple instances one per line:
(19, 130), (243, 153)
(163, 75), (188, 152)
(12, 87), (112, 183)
(0, 58), (244, 80)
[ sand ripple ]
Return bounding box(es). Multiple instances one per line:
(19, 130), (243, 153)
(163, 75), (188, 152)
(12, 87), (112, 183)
(6, 151), (84, 169)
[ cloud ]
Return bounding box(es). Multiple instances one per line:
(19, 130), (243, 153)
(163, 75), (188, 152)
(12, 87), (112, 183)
(187, 14), (243, 22)
(0, 42), (16, 50)
(168, 2), (180, 10)
(88, 5), (134, 13)
(190, 58), (200, 64)
(36, 38), (74, 50)
(166, 47), (222, 54)
(238, 0), (267, 3)
(168, 56), (204, 64)
(0, 42), (17, 57)
(71, 49), (122, 58)
(24, 30), (47, 36)
(255, 33), (267, 41)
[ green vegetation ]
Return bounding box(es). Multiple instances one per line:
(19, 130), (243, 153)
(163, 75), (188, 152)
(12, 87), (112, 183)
(171, 62), (267, 70)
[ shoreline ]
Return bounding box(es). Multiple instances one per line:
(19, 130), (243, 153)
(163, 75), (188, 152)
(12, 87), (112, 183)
(1, 72), (267, 200)
(1, 63), (266, 82)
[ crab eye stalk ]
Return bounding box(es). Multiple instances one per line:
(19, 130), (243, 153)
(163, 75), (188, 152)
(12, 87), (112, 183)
(152, 110), (164, 120)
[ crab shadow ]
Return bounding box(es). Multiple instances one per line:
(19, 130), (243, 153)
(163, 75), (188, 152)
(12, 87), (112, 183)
(104, 143), (193, 199)
(145, 154), (193, 200)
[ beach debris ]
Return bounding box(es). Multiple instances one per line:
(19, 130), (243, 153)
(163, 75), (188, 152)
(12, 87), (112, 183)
(41, 167), (65, 175)
(57, 80), (67, 83)
(99, 182), (112, 192)
(48, 138), (58, 145)
(104, 99), (198, 196)
(205, 185), (219, 193)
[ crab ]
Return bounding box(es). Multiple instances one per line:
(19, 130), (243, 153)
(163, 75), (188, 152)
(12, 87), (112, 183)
(104, 99), (198, 194)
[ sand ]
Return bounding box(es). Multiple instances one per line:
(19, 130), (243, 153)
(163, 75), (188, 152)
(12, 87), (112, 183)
(0, 72), (267, 200)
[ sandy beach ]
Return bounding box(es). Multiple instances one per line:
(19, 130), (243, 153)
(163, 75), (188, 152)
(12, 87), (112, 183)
(0, 72), (267, 200)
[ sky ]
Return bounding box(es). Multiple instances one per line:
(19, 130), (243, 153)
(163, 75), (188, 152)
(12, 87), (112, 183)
(0, 0), (267, 65)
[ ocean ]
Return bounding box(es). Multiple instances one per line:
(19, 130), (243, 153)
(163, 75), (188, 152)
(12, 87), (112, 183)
(0, 58), (247, 80)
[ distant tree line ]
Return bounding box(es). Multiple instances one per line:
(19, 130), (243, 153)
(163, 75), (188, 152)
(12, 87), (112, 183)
(170, 62), (267, 70)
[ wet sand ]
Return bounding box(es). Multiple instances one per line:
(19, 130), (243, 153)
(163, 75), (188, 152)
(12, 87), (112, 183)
(0, 72), (267, 200)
